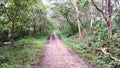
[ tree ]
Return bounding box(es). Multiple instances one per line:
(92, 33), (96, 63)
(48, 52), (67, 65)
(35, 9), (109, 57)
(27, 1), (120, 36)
(91, 0), (113, 39)
(70, 0), (84, 40)
(0, 0), (52, 44)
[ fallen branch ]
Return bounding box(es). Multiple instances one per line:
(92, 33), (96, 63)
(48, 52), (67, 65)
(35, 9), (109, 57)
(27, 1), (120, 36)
(109, 54), (120, 62)
(97, 48), (120, 62)
(97, 48), (109, 55)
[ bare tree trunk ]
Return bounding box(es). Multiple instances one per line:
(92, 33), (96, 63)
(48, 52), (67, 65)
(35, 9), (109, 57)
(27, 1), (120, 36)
(10, 21), (15, 45)
(107, 19), (112, 39)
(77, 15), (83, 40)
(70, 0), (83, 40)
(107, 0), (112, 39)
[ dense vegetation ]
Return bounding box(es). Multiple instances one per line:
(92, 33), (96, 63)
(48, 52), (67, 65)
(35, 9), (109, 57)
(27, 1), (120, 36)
(0, 0), (52, 44)
(0, 38), (46, 68)
(51, 0), (120, 68)
(0, 0), (50, 68)
(0, 0), (120, 68)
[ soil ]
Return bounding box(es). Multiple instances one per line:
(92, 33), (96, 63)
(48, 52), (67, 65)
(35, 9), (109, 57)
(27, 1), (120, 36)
(39, 32), (92, 68)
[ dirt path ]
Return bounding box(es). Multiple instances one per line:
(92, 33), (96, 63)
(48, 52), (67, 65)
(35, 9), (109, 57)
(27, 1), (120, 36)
(39, 32), (92, 68)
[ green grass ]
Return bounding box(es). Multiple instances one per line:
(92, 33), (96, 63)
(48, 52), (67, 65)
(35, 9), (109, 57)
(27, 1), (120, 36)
(63, 36), (120, 68)
(63, 37), (95, 64)
(0, 37), (46, 68)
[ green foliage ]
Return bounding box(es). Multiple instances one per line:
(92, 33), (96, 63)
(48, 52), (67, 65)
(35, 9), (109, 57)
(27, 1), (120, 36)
(0, 0), (53, 42)
(63, 36), (94, 63)
(0, 25), (8, 36)
(51, 2), (78, 37)
(0, 0), (120, 68)
(62, 17), (120, 67)
(56, 29), (63, 36)
(112, 13), (120, 30)
(0, 38), (46, 68)
(63, 33), (120, 68)
(78, 0), (90, 12)
(92, 20), (107, 41)
(51, 0), (120, 68)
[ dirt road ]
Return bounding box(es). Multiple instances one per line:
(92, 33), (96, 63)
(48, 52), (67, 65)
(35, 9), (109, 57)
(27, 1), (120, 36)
(39, 32), (91, 68)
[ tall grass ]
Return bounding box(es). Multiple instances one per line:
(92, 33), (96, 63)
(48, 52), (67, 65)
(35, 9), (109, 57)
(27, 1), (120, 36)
(0, 37), (46, 68)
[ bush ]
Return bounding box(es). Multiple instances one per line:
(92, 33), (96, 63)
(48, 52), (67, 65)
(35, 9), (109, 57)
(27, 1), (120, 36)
(0, 37), (46, 68)
(63, 32), (120, 68)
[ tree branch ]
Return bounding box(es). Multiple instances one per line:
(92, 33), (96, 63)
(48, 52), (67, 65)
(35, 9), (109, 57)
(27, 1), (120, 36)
(91, 0), (102, 13)
(91, 0), (107, 21)
(4, 10), (13, 22)
(12, 8), (19, 22)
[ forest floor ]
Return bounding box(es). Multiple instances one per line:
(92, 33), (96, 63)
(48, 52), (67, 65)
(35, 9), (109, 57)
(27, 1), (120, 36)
(38, 32), (92, 68)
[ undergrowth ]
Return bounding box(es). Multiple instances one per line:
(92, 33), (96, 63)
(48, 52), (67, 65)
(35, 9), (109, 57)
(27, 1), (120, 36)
(0, 37), (46, 68)
(63, 33), (120, 68)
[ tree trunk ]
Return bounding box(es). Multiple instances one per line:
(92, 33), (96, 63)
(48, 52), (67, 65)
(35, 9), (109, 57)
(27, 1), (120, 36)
(33, 23), (36, 36)
(107, 0), (112, 39)
(107, 18), (112, 39)
(70, 0), (83, 40)
(10, 21), (15, 45)
(77, 16), (83, 40)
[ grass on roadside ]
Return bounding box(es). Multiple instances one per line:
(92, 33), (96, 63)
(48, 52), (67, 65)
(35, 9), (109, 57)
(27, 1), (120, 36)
(63, 35), (120, 68)
(0, 37), (46, 68)
(63, 36), (95, 66)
